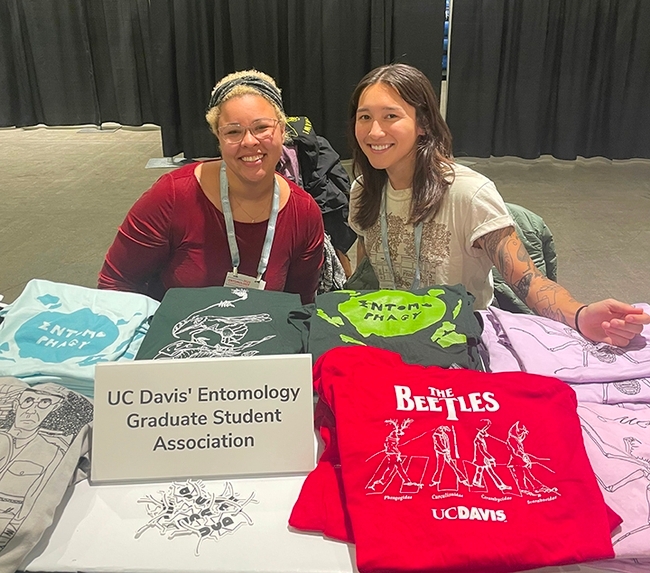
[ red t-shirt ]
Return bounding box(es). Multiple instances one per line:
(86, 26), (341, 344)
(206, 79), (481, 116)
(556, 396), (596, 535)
(98, 162), (324, 303)
(291, 346), (618, 573)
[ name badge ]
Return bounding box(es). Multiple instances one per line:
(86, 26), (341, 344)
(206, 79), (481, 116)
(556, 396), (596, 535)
(224, 271), (266, 290)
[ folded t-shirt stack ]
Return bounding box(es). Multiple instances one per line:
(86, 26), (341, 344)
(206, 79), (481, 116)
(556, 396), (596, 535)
(477, 309), (522, 373)
(486, 304), (650, 383)
(290, 346), (619, 573)
(0, 280), (159, 397)
(479, 306), (650, 571)
(578, 403), (650, 568)
(0, 377), (92, 573)
(135, 286), (313, 361)
(479, 305), (650, 410)
(571, 379), (650, 408)
(309, 285), (484, 370)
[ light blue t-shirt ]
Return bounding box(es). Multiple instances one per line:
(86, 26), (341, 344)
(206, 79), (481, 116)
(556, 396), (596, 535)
(0, 280), (159, 396)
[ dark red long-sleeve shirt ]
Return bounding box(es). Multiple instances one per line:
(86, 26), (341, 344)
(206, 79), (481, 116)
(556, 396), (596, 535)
(98, 163), (323, 303)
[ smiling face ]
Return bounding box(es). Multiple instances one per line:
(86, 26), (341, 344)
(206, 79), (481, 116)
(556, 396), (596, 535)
(217, 93), (285, 190)
(355, 82), (423, 190)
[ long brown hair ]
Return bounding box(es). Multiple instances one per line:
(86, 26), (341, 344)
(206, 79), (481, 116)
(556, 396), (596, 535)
(348, 64), (454, 230)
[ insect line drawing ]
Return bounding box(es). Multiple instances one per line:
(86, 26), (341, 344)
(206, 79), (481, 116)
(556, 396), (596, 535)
(505, 421), (557, 497)
(470, 419), (512, 492)
(484, 312), (525, 371)
(429, 425), (470, 490)
(580, 415), (650, 546)
(364, 417), (559, 500)
(154, 289), (276, 359)
(135, 480), (257, 556)
(510, 321), (649, 375)
(366, 419), (425, 493)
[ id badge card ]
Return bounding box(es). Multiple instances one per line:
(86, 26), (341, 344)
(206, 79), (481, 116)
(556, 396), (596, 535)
(224, 271), (266, 290)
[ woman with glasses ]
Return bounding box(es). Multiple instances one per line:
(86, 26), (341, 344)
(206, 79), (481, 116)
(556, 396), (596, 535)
(98, 70), (324, 303)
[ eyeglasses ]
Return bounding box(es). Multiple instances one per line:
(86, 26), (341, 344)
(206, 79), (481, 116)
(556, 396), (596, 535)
(217, 118), (280, 144)
(19, 394), (63, 409)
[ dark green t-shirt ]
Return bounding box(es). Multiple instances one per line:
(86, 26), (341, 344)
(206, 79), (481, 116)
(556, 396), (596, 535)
(136, 287), (313, 361)
(309, 285), (483, 370)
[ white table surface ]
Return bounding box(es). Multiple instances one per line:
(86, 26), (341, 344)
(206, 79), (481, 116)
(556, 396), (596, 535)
(20, 474), (617, 573)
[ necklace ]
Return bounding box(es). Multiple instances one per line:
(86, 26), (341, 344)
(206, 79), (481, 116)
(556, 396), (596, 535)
(230, 189), (273, 223)
(229, 190), (273, 222)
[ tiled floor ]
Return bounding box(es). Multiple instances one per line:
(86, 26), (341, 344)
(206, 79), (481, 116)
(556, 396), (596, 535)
(1, 126), (648, 306)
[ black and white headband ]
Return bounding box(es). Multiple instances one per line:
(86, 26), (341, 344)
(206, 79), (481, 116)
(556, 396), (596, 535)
(207, 75), (284, 113)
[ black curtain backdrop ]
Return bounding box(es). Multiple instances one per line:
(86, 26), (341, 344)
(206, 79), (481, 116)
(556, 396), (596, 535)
(86, 0), (155, 125)
(150, 0), (446, 159)
(8, 0), (648, 160)
(0, 0), (155, 128)
(0, 0), (99, 126)
(0, 0), (444, 156)
(446, 0), (650, 160)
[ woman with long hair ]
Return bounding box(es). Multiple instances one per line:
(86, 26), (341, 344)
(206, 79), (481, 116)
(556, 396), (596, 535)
(348, 63), (647, 346)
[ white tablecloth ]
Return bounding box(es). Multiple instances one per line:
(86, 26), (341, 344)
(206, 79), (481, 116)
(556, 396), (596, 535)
(21, 474), (618, 573)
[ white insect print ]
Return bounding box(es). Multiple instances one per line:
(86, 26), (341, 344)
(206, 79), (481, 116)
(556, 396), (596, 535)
(429, 425), (470, 491)
(364, 418), (559, 501)
(469, 419), (512, 493)
(580, 415), (650, 546)
(510, 322), (649, 375)
(135, 480), (257, 556)
(505, 421), (557, 497)
(366, 419), (426, 494)
(154, 289), (276, 359)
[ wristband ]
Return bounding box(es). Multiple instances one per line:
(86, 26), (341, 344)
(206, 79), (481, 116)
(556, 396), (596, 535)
(574, 304), (588, 336)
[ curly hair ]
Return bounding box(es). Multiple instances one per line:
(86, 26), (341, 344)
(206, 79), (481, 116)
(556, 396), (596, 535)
(205, 69), (287, 139)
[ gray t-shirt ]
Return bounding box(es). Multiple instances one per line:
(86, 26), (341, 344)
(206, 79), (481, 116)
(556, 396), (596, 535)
(350, 163), (513, 309)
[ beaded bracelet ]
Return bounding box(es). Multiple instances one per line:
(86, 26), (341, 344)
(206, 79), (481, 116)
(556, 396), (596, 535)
(574, 304), (588, 336)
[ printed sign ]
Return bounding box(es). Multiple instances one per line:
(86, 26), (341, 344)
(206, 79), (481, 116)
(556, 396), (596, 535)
(91, 355), (315, 484)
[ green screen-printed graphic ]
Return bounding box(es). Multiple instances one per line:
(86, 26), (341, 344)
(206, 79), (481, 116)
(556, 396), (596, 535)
(452, 299), (463, 319)
(336, 289), (448, 338)
(340, 334), (366, 346)
(317, 308), (344, 327)
(432, 321), (467, 347)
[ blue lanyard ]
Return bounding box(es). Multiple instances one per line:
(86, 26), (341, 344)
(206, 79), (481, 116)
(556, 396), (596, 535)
(219, 162), (280, 281)
(380, 188), (423, 290)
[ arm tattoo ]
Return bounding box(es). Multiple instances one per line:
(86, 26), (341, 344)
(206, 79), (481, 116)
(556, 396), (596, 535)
(516, 241), (529, 263)
(512, 273), (534, 301)
(480, 228), (580, 325)
(539, 307), (567, 324)
(533, 283), (577, 326)
(480, 227), (542, 302)
(479, 227), (511, 262)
